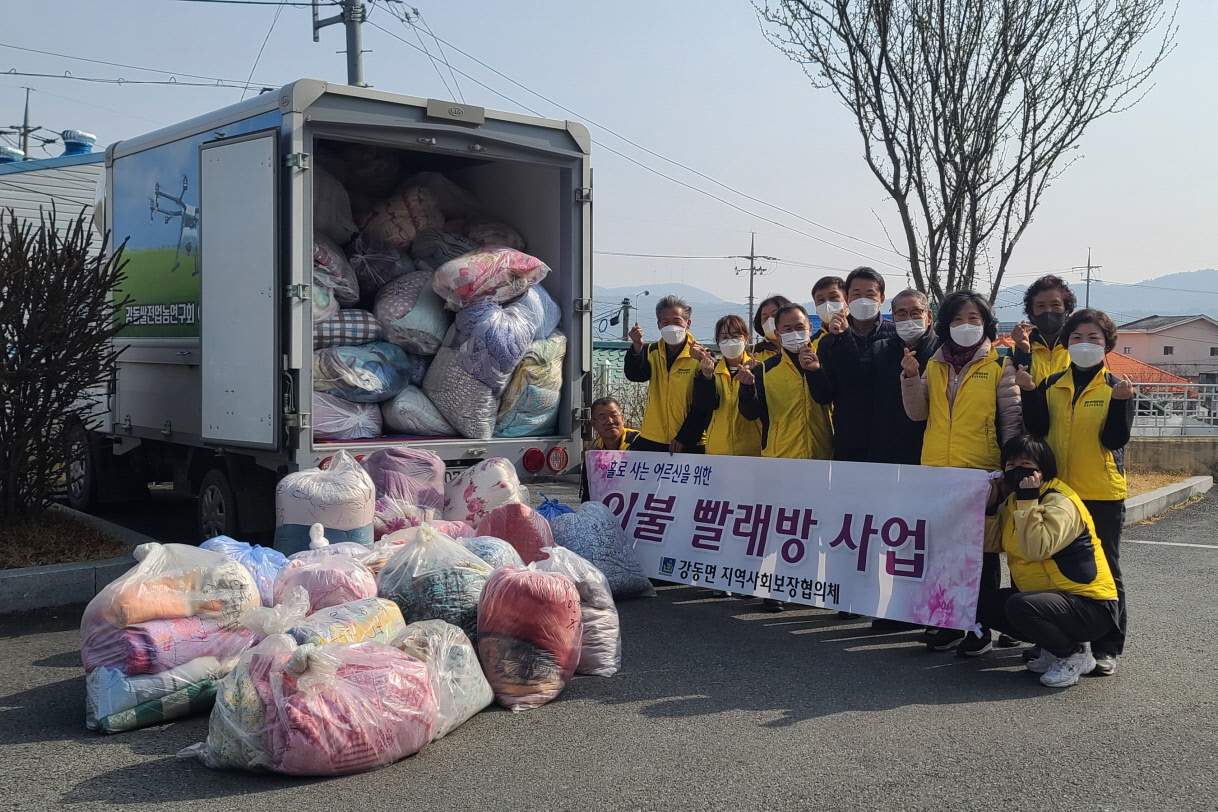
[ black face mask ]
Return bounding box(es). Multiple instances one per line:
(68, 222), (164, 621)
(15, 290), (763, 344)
(1004, 466), (1039, 493)
(1031, 311), (1064, 336)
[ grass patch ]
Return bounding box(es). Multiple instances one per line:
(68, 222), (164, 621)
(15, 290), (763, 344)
(0, 509), (131, 570)
(1126, 465), (1190, 497)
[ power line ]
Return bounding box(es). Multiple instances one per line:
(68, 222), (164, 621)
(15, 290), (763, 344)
(241, 4), (285, 100)
(396, 7), (457, 101)
(595, 251), (733, 259)
(0, 42), (272, 87)
(413, 9), (463, 103)
(168, 0), (334, 5)
(2, 85), (168, 127)
(1, 72), (255, 89)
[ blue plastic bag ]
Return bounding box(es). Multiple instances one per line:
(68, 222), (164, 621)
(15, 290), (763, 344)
(200, 536), (289, 606)
(535, 492), (576, 524)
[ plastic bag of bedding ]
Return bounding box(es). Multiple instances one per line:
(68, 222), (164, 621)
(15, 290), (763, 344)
(458, 536), (525, 570)
(495, 331), (566, 438)
(420, 345), (498, 440)
(179, 634), (436, 776)
(513, 285), (562, 340)
(312, 393), (382, 442)
(200, 536), (289, 608)
(273, 451), (376, 554)
(450, 298), (540, 396)
(289, 596), (406, 646)
(314, 233), (360, 306)
(475, 502), (553, 565)
(410, 226), (478, 273)
(393, 619), (493, 739)
(345, 233), (415, 304)
(376, 525), (492, 642)
(446, 217), (527, 251)
(476, 566), (582, 711)
(361, 447), (445, 539)
(532, 546), (621, 677)
(442, 457), (529, 526)
(535, 492), (576, 523)
(374, 270), (452, 356)
(357, 185), (445, 251)
(273, 552), (378, 616)
(432, 246), (550, 311)
(402, 173), (483, 219)
(313, 166), (359, 245)
(312, 276), (339, 324)
(552, 501), (656, 599)
(313, 309), (386, 350)
(380, 385), (458, 437)
(313, 342), (424, 403)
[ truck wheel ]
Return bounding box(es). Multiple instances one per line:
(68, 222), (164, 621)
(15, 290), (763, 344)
(198, 468), (237, 541)
(66, 428), (96, 511)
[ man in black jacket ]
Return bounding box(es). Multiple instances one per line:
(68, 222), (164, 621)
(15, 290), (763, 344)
(864, 289), (939, 465)
(807, 267), (896, 462)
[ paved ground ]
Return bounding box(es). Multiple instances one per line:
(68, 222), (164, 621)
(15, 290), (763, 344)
(4, 493), (1214, 811)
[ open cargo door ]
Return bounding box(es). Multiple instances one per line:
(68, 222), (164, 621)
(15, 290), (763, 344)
(199, 131), (280, 450)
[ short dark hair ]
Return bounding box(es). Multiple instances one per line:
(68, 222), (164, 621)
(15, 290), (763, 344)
(845, 266), (885, 296)
(655, 294), (691, 321)
(714, 314), (749, 342)
(774, 303), (809, 327)
(753, 294), (792, 336)
(1060, 308), (1118, 353)
(590, 397), (621, 413)
(812, 276), (846, 297)
(935, 290), (998, 343)
(1022, 275), (1077, 319)
(1001, 434), (1059, 482)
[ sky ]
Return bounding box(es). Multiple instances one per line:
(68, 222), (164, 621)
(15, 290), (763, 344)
(4, 0), (1215, 314)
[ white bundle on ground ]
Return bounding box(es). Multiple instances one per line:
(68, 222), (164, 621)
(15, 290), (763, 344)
(380, 385), (458, 436)
(361, 448), (446, 540)
(273, 451), (376, 555)
(312, 393), (383, 441)
(442, 457), (529, 525)
(552, 501), (656, 600)
(313, 166), (359, 245)
(393, 619), (493, 739)
(532, 546), (621, 676)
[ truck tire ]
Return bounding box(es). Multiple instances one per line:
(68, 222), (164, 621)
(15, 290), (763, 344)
(198, 468), (237, 541)
(66, 428), (96, 511)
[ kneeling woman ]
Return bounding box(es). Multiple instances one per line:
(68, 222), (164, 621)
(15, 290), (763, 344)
(980, 435), (1119, 688)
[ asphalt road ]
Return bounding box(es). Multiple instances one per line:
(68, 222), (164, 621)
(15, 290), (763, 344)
(3, 493), (1215, 811)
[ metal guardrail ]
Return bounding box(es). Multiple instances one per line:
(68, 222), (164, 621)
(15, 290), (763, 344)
(1133, 383), (1218, 437)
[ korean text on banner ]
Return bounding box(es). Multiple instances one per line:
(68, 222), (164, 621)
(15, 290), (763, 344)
(587, 451), (991, 631)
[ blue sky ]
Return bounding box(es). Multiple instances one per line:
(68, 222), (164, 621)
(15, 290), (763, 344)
(4, 0), (1214, 309)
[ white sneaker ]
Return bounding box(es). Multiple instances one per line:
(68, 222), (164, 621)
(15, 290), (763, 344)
(1026, 648), (1060, 675)
(1040, 644), (1096, 688)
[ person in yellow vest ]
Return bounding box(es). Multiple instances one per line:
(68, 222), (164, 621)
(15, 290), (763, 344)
(750, 294), (793, 362)
(901, 289), (1021, 655)
(691, 314), (763, 457)
(624, 294), (709, 454)
(578, 397), (641, 502)
(978, 435), (1119, 687)
(1010, 275), (1076, 384)
(1017, 308), (1134, 677)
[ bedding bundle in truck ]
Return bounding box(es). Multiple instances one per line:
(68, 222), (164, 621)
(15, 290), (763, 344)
(80, 80), (591, 539)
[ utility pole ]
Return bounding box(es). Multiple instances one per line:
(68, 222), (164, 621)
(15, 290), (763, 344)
(314, 0), (368, 87)
(732, 232), (776, 333)
(1072, 249), (1102, 308)
(1, 88), (58, 161)
(620, 298), (631, 341)
(20, 87), (31, 158)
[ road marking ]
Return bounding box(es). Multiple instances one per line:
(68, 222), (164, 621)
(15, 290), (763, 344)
(1125, 539), (1218, 550)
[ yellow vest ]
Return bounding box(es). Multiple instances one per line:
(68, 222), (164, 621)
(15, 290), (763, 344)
(638, 335), (701, 445)
(1045, 366), (1127, 501)
(592, 428), (639, 451)
(705, 355), (764, 456)
(1030, 336), (1070, 385)
(1001, 479), (1118, 601)
(921, 348), (1005, 471)
(757, 348), (832, 460)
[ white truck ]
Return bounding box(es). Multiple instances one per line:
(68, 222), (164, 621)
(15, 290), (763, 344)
(73, 79), (592, 539)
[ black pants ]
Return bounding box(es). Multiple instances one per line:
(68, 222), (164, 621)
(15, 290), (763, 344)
(974, 551), (1001, 632)
(1085, 499), (1127, 657)
(628, 437), (706, 454)
(976, 587), (1117, 658)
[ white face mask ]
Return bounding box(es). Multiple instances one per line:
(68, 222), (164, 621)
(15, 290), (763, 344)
(659, 325), (686, 346)
(949, 323), (984, 347)
(848, 297), (881, 321)
(718, 338), (746, 360)
(815, 300), (845, 323)
(780, 330), (809, 351)
(762, 317), (777, 340)
(1068, 342), (1106, 369)
(894, 319), (926, 342)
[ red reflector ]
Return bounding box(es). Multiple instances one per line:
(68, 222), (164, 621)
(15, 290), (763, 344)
(319, 456), (333, 469)
(522, 448), (546, 473)
(546, 446), (569, 472)
(354, 455), (365, 463)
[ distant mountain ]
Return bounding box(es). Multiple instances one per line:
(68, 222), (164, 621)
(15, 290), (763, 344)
(993, 268), (1218, 325)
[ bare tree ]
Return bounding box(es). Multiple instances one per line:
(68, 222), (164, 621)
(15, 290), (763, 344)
(0, 209), (128, 526)
(758, 0), (1176, 303)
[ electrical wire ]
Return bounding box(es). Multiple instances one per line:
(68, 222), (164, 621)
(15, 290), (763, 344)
(4, 85), (168, 127)
(241, 3), (285, 100)
(2, 72), (254, 88)
(0, 177), (94, 206)
(399, 8), (457, 101)
(168, 0), (335, 5)
(595, 251), (733, 259)
(414, 9), (463, 103)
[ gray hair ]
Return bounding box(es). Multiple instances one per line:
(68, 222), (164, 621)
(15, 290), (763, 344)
(892, 288), (929, 310)
(655, 294), (692, 321)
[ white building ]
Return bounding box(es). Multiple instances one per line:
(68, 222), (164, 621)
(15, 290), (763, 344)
(1116, 315), (1218, 384)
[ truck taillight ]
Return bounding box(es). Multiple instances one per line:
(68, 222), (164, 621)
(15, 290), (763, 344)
(319, 456), (333, 469)
(522, 448), (546, 473)
(354, 455), (365, 463)
(546, 447), (568, 472)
